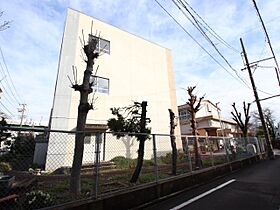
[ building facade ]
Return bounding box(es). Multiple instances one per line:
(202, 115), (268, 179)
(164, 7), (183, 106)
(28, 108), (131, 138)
(178, 100), (239, 137)
(45, 8), (181, 170)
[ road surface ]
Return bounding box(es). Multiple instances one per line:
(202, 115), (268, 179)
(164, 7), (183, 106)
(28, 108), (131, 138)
(140, 152), (280, 210)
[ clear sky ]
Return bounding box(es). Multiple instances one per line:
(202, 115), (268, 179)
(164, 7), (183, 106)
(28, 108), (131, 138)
(0, 0), (279, 125)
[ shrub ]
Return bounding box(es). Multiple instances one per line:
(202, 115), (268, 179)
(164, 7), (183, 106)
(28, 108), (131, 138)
(143, 159), (154, 166)
(0, 161), (12, 172)
(21, 190), (54, 209)
(158, 151), (186, 165)
(111, 156), (136, 169)
(111, 156), (157, 169)
(160, 153), (172, 164)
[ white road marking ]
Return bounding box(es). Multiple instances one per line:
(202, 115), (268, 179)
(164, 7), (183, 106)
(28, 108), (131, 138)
(169, 179), (236, 210)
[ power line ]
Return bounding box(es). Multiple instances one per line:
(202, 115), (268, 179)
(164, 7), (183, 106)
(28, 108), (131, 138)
(154, 0), (251, 89)
(0, 100), (14, 117)
(155, 0), (275, 97)
(180, 0), (239, 53)
(172, 0), (250, 88)
(0, 46), (23, 103)
(1, 93), (18, 109)
(0, 77), (19, 107)
(0, 62), (19, 104)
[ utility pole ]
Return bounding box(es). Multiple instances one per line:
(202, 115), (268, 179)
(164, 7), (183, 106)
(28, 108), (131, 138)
(240, 38), (274, 159)
(18, 103), (26, 127)
(252, 0), (280, 85)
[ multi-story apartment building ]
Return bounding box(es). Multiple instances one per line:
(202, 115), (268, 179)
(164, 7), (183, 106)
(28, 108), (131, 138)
(178, 100), (239, 137)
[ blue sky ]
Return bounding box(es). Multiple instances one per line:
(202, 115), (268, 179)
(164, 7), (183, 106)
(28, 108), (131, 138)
(0, 0), (280, 125)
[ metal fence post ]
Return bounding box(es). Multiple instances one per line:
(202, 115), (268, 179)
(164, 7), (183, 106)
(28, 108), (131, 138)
(94, 132), (101, 198)
(102, 132), (106, 161)
(152, 134), (159, 182)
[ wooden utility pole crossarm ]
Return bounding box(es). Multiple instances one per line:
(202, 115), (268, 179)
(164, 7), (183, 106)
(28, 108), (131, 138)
(240, 38), (274, 159)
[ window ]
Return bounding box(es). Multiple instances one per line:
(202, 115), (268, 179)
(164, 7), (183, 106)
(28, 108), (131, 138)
(90, 75), (109, 94)
(179, 110), (190, 120)
(88, 35), (110, 54)
(84, 134), (103, 144)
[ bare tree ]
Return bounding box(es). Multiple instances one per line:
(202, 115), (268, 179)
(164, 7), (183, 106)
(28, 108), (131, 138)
(168, 109), (177, 175)
(107, 101), (151, 183)
(186, 86), (204, 169)
(70, 35), (99, 196)
(231, 102), (251, 137)
(252, 108), (276, 140)
(0, 11), (12, 31)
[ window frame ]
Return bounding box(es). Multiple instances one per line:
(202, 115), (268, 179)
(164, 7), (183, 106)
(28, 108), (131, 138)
(88, 34), (110, 54)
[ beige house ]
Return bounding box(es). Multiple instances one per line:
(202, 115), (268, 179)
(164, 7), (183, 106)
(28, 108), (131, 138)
(44, 8), (181, 170)
(178, 100), (239, 137)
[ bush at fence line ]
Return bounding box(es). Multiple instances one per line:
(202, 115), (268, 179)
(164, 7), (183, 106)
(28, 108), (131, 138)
(0, 154), (16, 171)
(236, 146), (246, 154)
(143, 159), (154, 167)
(20, 190), (55, 210)
(111, 156), (137, 169)
(157, 151), (186, 165)
(0, 134), (36, 171)
(0, 161), (12, 173)
(111, 156), (155, 169)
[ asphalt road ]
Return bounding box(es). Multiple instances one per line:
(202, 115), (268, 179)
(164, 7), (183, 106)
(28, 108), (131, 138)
(140, 154), (280, 210)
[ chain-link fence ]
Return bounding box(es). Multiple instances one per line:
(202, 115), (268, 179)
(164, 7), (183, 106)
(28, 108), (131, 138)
(0, 127), (265, 209)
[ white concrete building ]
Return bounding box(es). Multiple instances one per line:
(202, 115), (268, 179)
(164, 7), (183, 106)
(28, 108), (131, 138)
(45, 8), (181, 170)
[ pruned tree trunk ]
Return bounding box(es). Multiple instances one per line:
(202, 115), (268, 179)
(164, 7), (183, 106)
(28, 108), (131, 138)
(70, 37), (99, 196)
(190, 112), (202, 169)
(130, 101), (147, 183)
(130, 137), (145, 183)
(187, 86), (204, 169)
(168, 109), (177, 175)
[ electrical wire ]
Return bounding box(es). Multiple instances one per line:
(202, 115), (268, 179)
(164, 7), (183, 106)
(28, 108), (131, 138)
(1, 93), (18, 109)
(180, 0), (240, 53)
(172, 0), (251, 89)
(156, 0), (275, 97)
(154, 0), (251, 89)
(0, 63), (19, 105)
(0, 46), (23, 103)
(0, 101), (14, 117)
